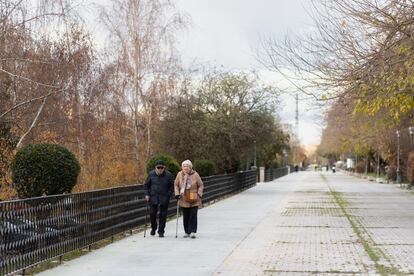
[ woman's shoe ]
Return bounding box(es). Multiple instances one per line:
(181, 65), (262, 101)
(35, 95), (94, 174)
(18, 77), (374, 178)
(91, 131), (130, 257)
(190, 233), (196, 239)
(183, 233), (190, 238)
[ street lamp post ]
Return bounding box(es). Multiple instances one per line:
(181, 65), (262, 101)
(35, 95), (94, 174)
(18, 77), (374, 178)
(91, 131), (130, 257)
(396, 130), (401, 184)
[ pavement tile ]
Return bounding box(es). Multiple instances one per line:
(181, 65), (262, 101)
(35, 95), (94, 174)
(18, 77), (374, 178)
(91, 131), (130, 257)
(357, 216), (414, 228)
(377, 245), (414, 273)
(276, 216), (351, 228)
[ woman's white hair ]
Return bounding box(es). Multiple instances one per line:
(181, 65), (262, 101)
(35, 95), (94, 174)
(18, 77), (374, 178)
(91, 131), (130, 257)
(181, 160), (193, 168)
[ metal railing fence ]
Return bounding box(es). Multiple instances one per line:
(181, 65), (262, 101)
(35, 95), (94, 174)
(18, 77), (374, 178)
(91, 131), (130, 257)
(0, 170), (256, 275)
(264, 167), (290, 182)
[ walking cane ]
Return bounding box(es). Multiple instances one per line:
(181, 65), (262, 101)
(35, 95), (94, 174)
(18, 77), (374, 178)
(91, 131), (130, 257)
(175, 199), (180, 238)
(144, 201), (149, 238)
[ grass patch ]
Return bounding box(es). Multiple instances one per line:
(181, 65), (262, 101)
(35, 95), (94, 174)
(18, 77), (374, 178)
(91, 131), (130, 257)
(376, 264), (405, 275)
(367, 172), (386, 178)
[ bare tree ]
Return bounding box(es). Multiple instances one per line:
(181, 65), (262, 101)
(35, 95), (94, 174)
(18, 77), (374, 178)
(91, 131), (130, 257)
(260, 0), (414, 106)
(260, 0), (414, 168)
(99, 0), (186, 180)
(0, 0), (85, 148)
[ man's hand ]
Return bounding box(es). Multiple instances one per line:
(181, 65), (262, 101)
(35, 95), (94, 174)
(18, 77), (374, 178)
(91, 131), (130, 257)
(145, 195), (150, 202)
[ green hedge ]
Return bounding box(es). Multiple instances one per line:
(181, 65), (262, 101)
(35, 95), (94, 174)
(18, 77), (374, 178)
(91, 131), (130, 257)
(146, 154), (180, 177)
(12, 143), (80, 198)
(194, 159), (216, 177)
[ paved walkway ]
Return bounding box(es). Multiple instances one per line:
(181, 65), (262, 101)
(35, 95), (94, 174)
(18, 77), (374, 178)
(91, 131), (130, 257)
(39, 171), (414, 275)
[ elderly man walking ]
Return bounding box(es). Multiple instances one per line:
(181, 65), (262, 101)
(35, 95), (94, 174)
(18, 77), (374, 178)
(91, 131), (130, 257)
(144, 160), (174, 237)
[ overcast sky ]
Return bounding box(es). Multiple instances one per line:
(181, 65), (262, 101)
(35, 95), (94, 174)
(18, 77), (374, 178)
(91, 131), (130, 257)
(84, 0), (323, 148)
(175, 0), (323, 148)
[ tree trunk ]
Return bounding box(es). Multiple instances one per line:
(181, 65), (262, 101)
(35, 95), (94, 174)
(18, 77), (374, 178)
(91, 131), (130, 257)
(77, 92), (84, 161)
(146, 103), (152, 159)
(134, 113), (141, 183)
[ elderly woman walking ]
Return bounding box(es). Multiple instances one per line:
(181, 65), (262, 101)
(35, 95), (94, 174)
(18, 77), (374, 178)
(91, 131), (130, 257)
(174, 160), (204, 238)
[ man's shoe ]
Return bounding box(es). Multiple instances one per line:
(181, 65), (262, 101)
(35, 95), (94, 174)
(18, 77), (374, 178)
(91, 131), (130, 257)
(190, 233), (196, 239)
(183, 233), (190, 238)
(150, 229), (156, 236)
(159, 233), (164, 238)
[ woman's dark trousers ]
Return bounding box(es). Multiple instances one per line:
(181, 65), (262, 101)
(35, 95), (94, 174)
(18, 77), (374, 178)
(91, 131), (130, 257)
(182, 206), (198, 234)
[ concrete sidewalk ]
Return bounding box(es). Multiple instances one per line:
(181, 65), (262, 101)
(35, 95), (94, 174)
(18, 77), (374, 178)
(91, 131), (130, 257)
(39, 171), (414, 275)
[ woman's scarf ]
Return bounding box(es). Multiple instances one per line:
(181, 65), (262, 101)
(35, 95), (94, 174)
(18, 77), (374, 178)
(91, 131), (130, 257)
(180, 171), (192, 194)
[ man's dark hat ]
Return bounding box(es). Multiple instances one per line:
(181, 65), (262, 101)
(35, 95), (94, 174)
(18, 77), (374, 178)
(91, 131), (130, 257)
(155, 160), (165, 166)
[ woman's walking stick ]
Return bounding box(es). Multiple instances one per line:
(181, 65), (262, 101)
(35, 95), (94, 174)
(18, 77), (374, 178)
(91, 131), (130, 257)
(175, 199), (180, 238)
(144, 202), (149, 238)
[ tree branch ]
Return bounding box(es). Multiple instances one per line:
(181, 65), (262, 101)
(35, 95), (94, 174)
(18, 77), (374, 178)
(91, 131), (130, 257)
(16, 95), (49, 149)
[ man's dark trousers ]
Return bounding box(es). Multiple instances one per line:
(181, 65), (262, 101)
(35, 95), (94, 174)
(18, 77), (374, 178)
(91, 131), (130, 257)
(150, 204), (169, 234)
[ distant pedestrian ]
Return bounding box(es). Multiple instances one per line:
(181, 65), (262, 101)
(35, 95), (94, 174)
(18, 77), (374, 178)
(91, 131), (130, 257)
(174, 160), (204, 239)
(144, 160), (174, 238)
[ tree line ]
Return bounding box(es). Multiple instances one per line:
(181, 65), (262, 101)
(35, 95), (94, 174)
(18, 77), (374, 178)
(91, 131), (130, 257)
(0, 0), (290, 200)
(261, 0), (414, 180)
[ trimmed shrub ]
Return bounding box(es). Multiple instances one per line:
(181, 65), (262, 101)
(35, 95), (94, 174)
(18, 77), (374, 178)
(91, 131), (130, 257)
(12, 144), (80, 198)
(147, 154), (180, 177)
(194, 159), (216, 177)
